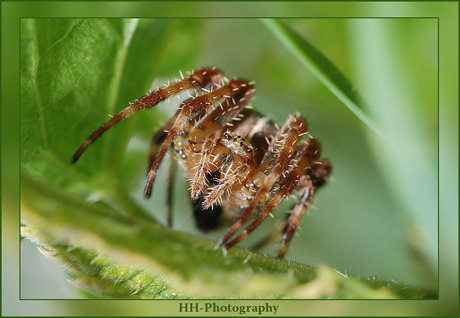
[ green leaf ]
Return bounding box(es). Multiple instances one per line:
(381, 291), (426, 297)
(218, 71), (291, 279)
(22, 226), (181, 299)
(21, 174), (435, 299)
(263, 19), (383, 138)
(21, 18), (175, 221)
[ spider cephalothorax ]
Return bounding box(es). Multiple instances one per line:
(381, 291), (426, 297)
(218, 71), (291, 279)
(72, 67), (331, 258)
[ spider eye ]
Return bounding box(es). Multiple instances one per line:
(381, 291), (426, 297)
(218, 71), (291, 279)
(223, 132), (231, 139)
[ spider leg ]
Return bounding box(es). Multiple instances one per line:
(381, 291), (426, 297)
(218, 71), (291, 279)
(219, 115), (307, 246)
(144, 80), (254, 198)
(278, 181), (314, 258)
(226, 179), (296, 248)
(72, 68), (223, 163)
(145, 116), (178, 227)
(189, 138), (217, 198)
(246, 167), (308, 252)
(147, 112), (178, 173)
(202, 161), (251, 208)
(166, 153), (177, 227)
(276, 158), (331, 257)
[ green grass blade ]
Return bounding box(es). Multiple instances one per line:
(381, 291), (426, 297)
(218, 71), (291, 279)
(263, 19), (383, 138)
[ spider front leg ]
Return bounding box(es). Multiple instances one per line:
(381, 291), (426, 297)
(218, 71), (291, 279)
(72, 68), (223, 163)
(189, 137), (221, 199)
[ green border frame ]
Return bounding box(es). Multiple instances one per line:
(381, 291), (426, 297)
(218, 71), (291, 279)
(3, 1), (458, 316)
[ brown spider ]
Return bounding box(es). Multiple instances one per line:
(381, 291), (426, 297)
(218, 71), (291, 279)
(72, 67), (331, 258)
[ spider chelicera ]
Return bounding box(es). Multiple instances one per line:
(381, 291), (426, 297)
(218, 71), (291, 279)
(72, 67), (331, 258)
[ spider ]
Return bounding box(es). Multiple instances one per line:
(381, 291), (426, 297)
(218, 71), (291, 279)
(72, 67), (331, 258)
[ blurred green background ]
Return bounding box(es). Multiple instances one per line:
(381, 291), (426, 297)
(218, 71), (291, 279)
(4, 1), (458, 316)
